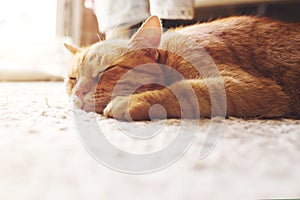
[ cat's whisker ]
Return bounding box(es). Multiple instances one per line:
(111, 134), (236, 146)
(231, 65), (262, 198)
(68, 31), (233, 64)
(96, 34), (102, 42)
(106, 17), (123, 39)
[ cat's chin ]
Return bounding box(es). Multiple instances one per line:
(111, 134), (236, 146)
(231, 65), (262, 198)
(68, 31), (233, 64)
(82, 105), (105, 114)
(81, 104), (96, 113)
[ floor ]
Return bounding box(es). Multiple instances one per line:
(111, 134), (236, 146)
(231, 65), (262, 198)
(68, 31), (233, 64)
(0, 82), (300, 200)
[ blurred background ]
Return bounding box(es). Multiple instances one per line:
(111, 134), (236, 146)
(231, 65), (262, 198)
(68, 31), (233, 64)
(0, 0), (299, 81)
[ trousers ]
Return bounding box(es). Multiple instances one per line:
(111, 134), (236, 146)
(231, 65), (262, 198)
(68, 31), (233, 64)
(93, 0), (195, 33)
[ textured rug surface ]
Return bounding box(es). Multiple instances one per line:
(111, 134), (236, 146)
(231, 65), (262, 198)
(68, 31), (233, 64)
(0, 82), (299, 200)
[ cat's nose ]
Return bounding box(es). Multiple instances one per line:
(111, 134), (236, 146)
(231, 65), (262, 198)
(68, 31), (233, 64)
(75, 89), (88, 99)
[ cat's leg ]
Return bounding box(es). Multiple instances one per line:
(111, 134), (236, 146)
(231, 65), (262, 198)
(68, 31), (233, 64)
(103, 75), (290, 121)
(103, 81), (201, 121)
(207, 76), (290, 118)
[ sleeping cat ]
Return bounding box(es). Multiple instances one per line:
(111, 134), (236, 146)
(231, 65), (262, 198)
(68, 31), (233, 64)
(65, 15), (300, 121)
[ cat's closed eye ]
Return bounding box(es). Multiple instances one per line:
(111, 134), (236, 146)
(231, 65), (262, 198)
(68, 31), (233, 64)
(69, 77), (77, 82)
(66, 77), (77, 96)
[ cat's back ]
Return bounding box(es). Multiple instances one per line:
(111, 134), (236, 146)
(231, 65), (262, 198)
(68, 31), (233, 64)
(176, 16), (300, 67)
(177, 15), (299, 42)
(177, 16), (259, 37)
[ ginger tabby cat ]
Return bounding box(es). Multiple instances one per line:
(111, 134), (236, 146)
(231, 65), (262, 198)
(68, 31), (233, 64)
(65, 15), (300, 121)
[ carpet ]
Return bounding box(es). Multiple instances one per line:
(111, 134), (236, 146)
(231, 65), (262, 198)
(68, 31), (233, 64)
(0, 82), (299, 200)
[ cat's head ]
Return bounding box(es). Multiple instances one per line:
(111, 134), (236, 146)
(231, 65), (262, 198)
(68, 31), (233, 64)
(65, 16), (163, 113)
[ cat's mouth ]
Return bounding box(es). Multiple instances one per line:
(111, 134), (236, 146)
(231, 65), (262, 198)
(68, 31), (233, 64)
(72, 95), (94, 112)
(72, 95), (83, 108)
(71, 95), (104, 113)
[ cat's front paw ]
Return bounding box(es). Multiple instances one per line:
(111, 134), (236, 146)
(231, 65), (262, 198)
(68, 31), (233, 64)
(103, 95), (152, 121)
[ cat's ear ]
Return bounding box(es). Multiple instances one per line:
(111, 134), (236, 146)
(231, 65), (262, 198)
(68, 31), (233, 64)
(130, 15), (162, 48)
(64, 43), (81, 54)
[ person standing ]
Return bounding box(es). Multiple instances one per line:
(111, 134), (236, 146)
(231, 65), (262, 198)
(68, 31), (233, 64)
(93, 0), (195, 38)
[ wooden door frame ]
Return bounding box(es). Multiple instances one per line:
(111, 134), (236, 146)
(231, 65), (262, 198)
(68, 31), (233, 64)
(56, 0), (82, 46)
